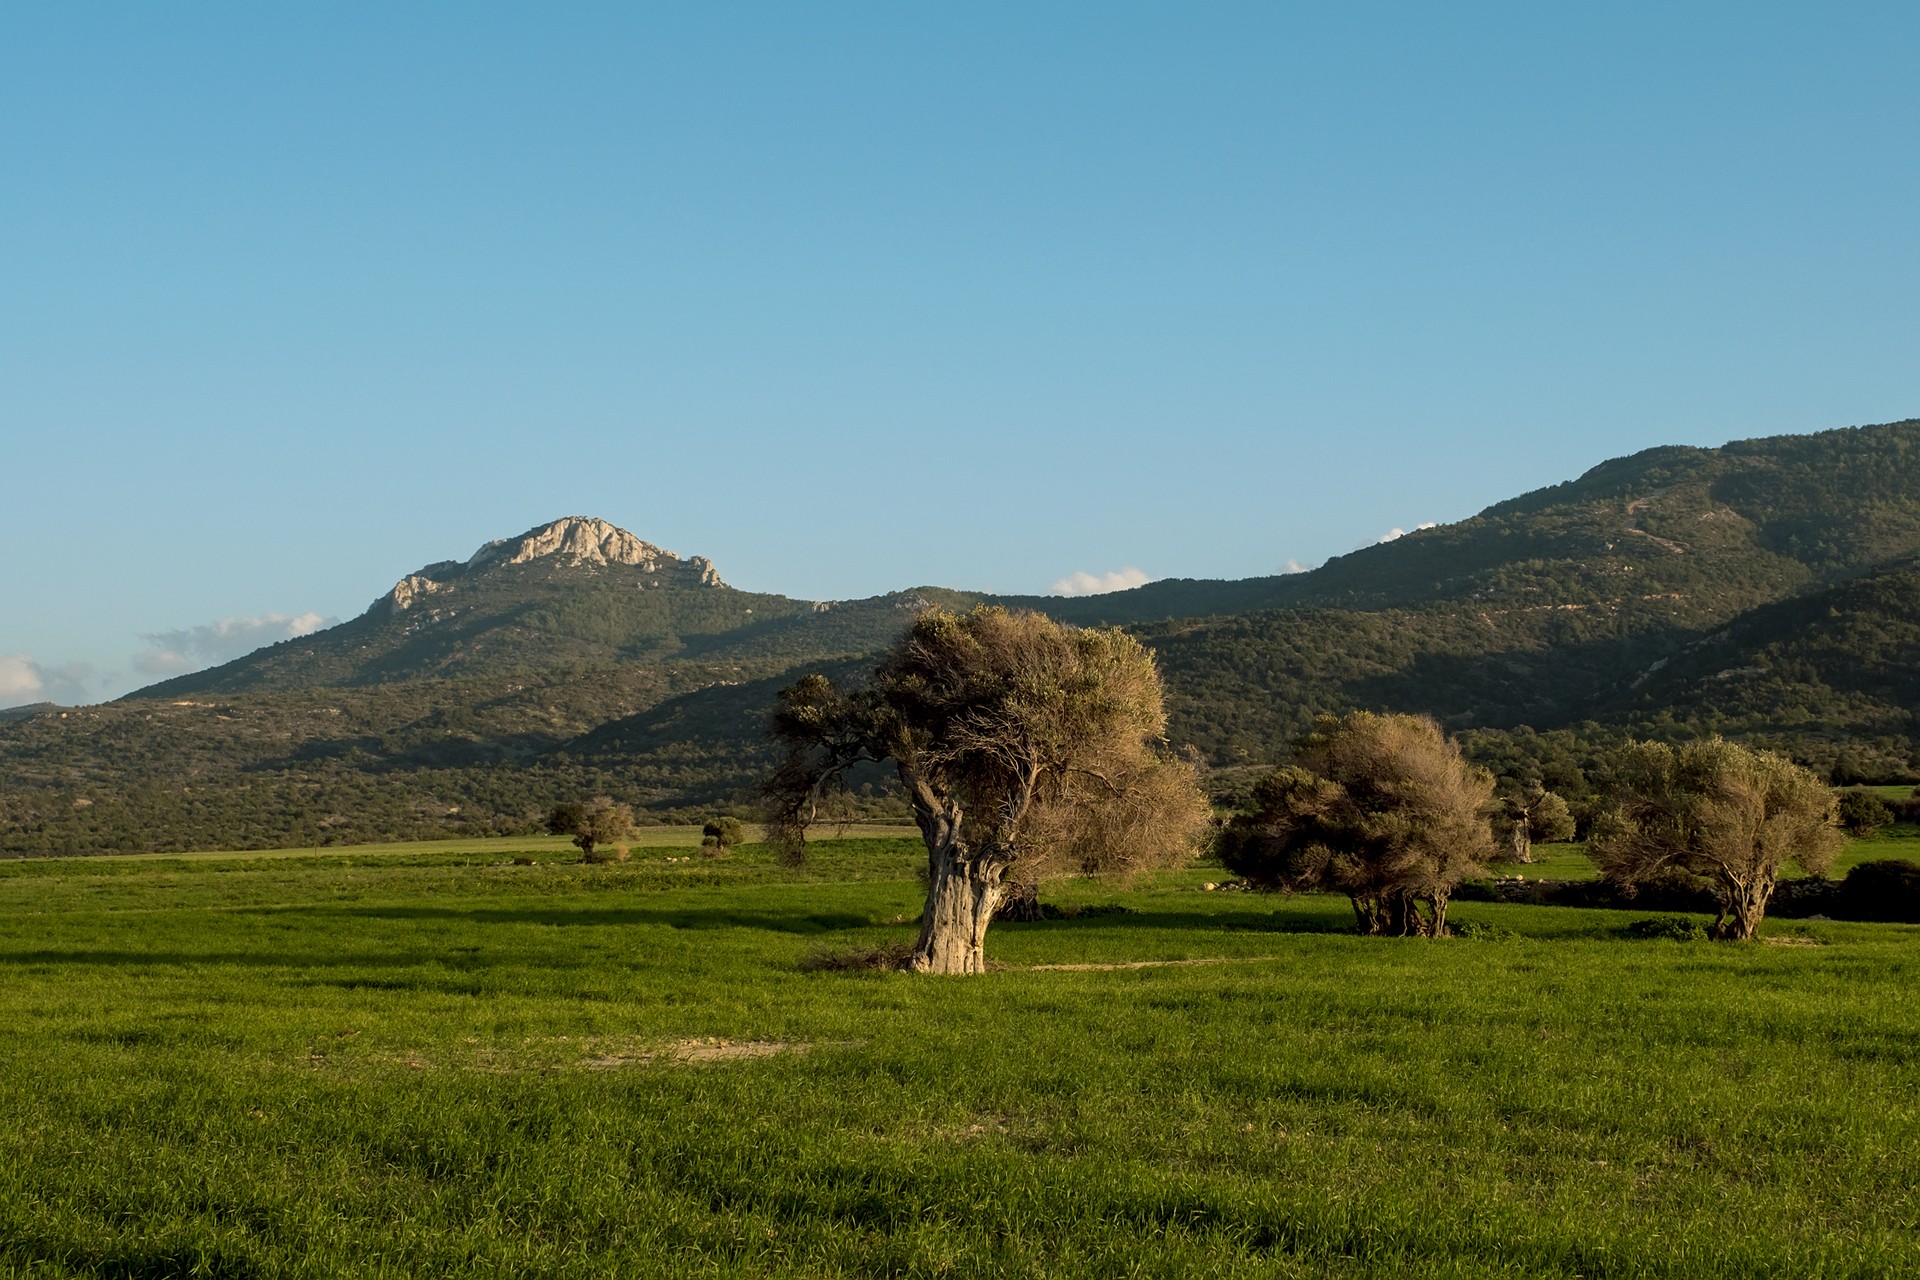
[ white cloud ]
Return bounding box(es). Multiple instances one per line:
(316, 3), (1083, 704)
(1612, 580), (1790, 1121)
(133, 611), (334, 677)
(1376, 521), (1439, 544)
(0, 654), (41, 702)
(0, 653), (94, 708)
(1049, 567), (1152, 597)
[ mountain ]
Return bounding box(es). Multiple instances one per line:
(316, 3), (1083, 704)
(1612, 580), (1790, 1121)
(140, 515), (991, 694)
(5, 420), (1919, 854)
(1036, 420), (1920, 627)
(1606, 553), (1920, 750)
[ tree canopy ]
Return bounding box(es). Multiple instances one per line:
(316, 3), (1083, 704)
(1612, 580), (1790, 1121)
(1588, 738), (1840, 940)
(766, 606), (1210, 973)
(1494, 784), (1577, 863)
(546, 797), (635, 862)
(1836, 790), (1894, 837)
(1217, 712), (1495, 937)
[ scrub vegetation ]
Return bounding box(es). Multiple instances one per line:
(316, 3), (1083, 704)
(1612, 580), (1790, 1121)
(3, 834), (1919, 1277)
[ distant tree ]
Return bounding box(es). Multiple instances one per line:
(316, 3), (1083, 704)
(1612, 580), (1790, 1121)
(1835, 790), (1893, 837)
(1216, 712), (1496, 937)
(765, 606), (1211, 973)
(1829, 751), (1874, 787)
(1493, 784), (1576, 863)
(701, 815), (746, 854)
(1589, 739), (1840, 941)
(547, 797), (635, 862)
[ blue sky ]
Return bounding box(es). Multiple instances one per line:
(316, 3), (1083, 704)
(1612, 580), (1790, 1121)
(3, 3), (1917, 704)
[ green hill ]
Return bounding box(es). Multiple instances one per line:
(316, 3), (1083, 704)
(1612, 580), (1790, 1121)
(7, 421), (1920, 854)
(1601, 553), (1920, 771)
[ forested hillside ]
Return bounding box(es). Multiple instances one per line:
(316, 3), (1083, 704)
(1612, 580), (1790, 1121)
(5, 421), (1919, 853)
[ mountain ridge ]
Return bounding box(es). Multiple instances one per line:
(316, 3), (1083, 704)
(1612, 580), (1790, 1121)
(6, 417), (1918, 854)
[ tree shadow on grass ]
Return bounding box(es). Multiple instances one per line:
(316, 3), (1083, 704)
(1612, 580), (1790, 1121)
(287, 902), (1355, 936)
(3, 947), (480, 970)
(273, 904), (878, 934)
(1, 903), (1354, 974)
(996, 904), (1355, 937)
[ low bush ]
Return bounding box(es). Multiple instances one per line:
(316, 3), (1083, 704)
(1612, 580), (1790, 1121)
(994, 887), (1133, 923)
(799, 942), (916, 972)
(1626, 916), (1709, 942)
(1837, 790), (1894, 836)
(1457, 870), (1719, 914)
(702, 816), (746, 853)
(1835, 859), (1920, 923)
(580, 845), (630, 864)
(1767, 876), (1837, 917)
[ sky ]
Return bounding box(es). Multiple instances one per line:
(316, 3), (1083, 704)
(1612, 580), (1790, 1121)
(3, 3), (1917, 705)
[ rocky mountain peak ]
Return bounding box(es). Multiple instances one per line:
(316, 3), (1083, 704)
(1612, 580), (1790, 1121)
(378, 517), (724, 614)
(468, 517), (692, 571)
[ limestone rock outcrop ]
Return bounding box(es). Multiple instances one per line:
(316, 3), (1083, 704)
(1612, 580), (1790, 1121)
(471, 517), (673, 570)
(378, 517), (724, 613)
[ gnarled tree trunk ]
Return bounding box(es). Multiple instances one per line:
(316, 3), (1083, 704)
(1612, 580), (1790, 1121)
(1714, 872), (1775, 941)
(900, 778), (1011, 974)
(908, 843), (1007, 973)
(1358, 890), (1450, 937)
(1509, 819), (1533, 864)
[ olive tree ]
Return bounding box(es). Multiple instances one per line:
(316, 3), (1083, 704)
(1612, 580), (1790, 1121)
(766, 606), (1210, 974)
(1216, 712), (1495, 937)
(701, 815), (747, 853)
(1835, 790), (1893, 837)
(547, 797), (635, 862)
(1494, 784), (1576, 864)
(1588, 738), (1840, 940)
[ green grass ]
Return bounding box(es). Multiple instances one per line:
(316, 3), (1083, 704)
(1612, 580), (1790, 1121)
(1842, 784), (1917, 802)
(1837, 822), (1920, 868)
(2, 839), (1917, 1277)
(1486, 841), (1599, 881)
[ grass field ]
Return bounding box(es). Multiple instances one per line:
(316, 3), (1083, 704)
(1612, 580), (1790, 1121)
(1845, 784), (1918, 803)
(3, 836), (1917, 1277)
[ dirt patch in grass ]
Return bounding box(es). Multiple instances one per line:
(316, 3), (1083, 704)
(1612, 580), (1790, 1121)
(1026, 956), (1273, 972)
(583, 1038), (805, 1068)
(376, 1036), (832, 1073)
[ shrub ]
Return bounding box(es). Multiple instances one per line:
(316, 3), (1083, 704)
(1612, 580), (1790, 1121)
(1767, 877), (1839, 918)
(1626, 916), (1709, 942)
(1836, 790), (1894, 837)
(547, 798), (635, 862)
(1451, 920), (1522, 942)
(1834, 859), (1920, 923)
(799, 942), (917, 972)
(1590, 738), (1839, 940)
(1216, 712), (1494, 937)
(701, 815), (747, 856)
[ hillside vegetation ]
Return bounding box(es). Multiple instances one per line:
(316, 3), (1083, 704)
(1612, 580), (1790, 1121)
(5, 421), (1920, 853)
